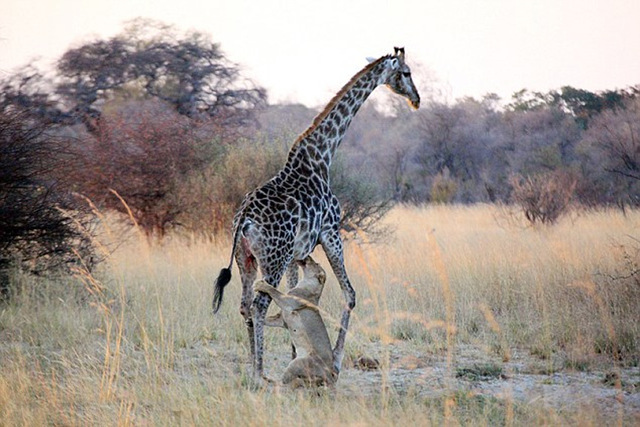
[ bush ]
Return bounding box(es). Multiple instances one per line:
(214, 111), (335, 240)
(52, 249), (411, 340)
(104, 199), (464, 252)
(176, 136), (288, 236)
(331, 155), (394, 241)
(0, 110), (96, 299)
(71, 100), (223, 238)
(510, 170), (577, 225)
(177, 134), (393, 240)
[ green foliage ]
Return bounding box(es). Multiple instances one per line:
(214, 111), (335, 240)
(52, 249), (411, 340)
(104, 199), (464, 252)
(177, 135), (289, 236)
(56, 18), (266, 125)
(507, 88), (553, 111)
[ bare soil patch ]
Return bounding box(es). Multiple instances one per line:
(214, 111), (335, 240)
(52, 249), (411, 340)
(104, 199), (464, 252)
(194, 338), (640, 419)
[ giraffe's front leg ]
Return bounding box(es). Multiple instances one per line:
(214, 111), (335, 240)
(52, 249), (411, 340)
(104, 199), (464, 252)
(321, 233), (355, 375)
(285, 261), (299, 290)
(285, 262), (299, 360)
(250, 261), (288, 382)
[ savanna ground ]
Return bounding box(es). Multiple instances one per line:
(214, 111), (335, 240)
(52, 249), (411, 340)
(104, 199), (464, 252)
(1, 205), (639, 425)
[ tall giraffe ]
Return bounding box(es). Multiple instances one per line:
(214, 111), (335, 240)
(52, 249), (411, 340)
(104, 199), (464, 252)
(213, 47), (420, 381)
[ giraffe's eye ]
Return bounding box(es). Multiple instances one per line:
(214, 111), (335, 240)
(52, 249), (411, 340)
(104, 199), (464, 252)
(402, 71), (411, 78)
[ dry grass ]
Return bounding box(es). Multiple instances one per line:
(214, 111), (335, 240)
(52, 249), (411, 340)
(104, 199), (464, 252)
(1, 204), (638, 425)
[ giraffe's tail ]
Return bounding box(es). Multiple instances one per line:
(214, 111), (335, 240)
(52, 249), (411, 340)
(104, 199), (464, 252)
(213, 218), (244, 314)
(212, 267), (232, 314)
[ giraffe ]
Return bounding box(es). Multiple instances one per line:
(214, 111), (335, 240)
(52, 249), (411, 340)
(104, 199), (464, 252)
(212, 47), (420, 381)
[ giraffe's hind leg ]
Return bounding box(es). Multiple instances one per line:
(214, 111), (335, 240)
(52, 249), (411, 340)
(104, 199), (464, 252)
(236, 240), (258, 364)
(250, 262), (288, 380)
(321, 230), (356, 375)
(250, 292), (270, 378)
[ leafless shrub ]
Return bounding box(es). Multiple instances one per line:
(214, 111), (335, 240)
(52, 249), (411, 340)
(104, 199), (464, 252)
(331, 156), (394, 242)
(0, 109), (97, 299)
(578, 97), (640, 207)
(510, 170), (578, 225)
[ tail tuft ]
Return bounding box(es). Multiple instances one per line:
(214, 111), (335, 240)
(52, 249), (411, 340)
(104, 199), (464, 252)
(212, 267), (232, 314)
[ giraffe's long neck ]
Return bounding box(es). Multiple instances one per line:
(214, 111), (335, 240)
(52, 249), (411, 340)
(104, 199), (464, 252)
(284, 56), (391, 179)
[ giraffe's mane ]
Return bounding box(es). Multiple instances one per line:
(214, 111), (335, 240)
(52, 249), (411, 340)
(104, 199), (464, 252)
(292, 54), (392, 147)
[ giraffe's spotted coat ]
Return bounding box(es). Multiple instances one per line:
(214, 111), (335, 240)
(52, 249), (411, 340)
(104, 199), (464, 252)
(213, 47), (420, 381)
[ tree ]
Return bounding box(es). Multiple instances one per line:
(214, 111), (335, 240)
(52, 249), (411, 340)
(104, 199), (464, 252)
(0, 19), (269, 239)
(578, 98), (640, 206)
(0, 67), (69, 124)
(71, 100), (222, 237)
(413, 98), (502, 202)
(53, 19), (266, 131)
(507, 89), (552, 112)
(502, 107), (581, 175)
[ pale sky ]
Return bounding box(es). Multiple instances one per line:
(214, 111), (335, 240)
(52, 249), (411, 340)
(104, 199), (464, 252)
(1, 0), (639, 106)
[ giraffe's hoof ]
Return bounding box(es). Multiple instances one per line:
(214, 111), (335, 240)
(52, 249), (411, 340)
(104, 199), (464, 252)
(262, 375), (276, 384)
(354, 356), (381, 371)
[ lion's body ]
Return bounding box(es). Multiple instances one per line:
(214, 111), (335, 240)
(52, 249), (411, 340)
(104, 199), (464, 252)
(254, 257), (335, 386)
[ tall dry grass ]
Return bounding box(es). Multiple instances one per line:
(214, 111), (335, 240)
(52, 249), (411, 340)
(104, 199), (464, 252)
(0, 204), (638, 425)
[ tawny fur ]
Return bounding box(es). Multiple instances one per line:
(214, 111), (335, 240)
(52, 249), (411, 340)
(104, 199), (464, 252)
(254, 257), (336, 387)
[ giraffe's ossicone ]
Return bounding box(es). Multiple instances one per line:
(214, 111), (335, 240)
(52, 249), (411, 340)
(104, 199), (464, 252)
(213, 47), (420, 382)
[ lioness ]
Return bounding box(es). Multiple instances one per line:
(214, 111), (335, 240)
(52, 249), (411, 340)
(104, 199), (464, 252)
(253, 256), (336, 387)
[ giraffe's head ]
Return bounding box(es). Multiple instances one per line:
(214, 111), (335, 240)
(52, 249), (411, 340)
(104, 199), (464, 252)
(383, 47), (421, 109)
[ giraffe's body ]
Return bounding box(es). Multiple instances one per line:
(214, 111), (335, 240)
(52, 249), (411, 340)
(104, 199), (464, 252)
(213, 48), (420, 381)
